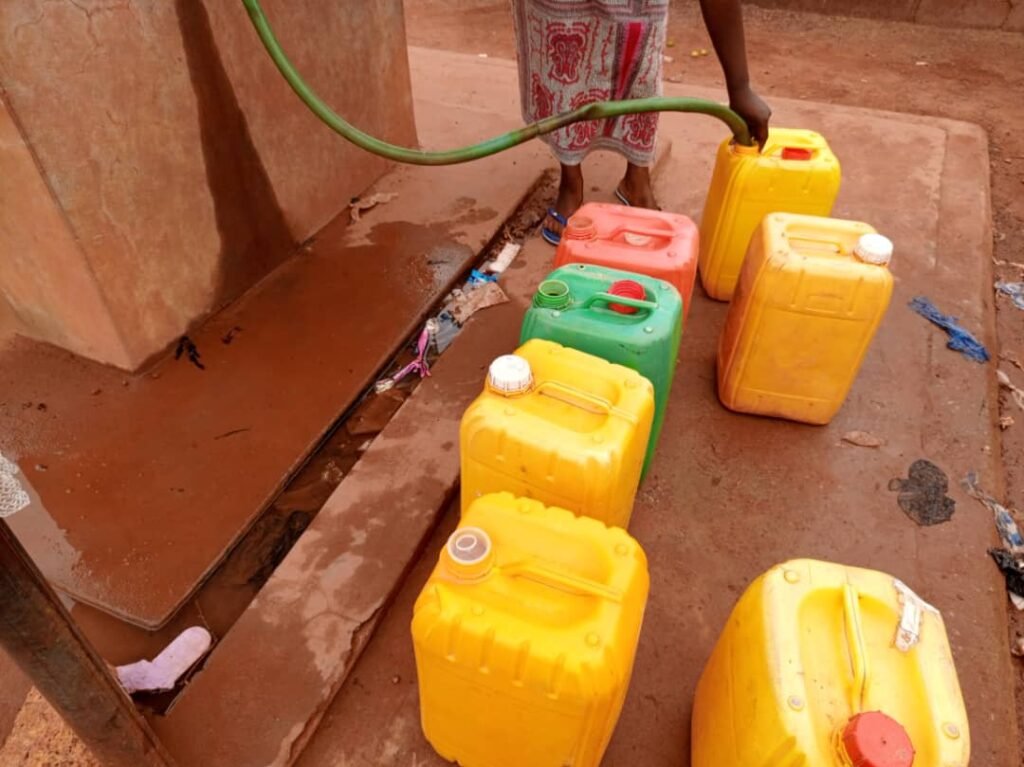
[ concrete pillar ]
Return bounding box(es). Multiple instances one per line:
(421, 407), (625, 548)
(0, 0), (416, 370)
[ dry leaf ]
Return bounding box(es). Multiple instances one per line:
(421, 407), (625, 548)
(1001, 415), (1015, 430)
(842, 431), (885, 448)
(350, 192), (398, 223)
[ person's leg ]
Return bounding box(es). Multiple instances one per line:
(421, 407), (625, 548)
(617, 163), (660, 210)
(546, 163), (584, 239)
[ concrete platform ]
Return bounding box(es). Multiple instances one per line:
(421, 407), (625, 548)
(0, 73), (548, 629)
(285, 51), (1015, 766)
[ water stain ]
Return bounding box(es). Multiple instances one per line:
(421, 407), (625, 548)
(175, 0), (293, 308)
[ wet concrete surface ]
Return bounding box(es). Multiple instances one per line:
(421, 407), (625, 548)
(0, 98), (547, 630)
(290, 52), (1015, 767)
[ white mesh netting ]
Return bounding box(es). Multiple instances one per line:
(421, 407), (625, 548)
(0, 452), (30, 518)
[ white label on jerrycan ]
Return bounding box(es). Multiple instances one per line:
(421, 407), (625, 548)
(893, 579), (940, 652)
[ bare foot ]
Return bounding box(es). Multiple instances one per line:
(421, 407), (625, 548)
(546, 163), (584, 238)
(616, 163), (660, 210)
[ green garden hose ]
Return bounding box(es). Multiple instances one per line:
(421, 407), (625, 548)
(241, 0), (753, 166)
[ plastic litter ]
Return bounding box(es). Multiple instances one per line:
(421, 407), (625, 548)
(908, 296), (990, 363)
(989, 549), (1024, 610)
(432, 310), (460, 354)
(484, 242), (522, 274)
(375, 323), (433, 393)
(995, 281), (1024, 310)
(888, 459), (955, 526)
(0, 453), (30, 518)
(447, 282), (509, 325)
(963, 472), (1024, 553)
(116, 626), (213, 694)
(349, 192), (398, 223)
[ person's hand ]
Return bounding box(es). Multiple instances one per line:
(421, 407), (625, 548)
(729, 85), (771, 149)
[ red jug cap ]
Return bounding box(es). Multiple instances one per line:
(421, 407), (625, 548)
(564, 215), (597, 240)
(607, 280), (646, 315)
(841, 712), (915, 767)
(782, 146), (814, 160)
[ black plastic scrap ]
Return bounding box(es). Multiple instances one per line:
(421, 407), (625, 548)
(990, 548), (1024, 602)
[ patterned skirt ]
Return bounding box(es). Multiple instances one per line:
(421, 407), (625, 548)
(512, 0), (669, 166)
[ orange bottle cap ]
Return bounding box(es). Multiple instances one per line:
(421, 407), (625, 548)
(564, 215), (598, 241)
(841, 712), (915, 767)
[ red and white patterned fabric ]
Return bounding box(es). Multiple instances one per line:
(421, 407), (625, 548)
(512, 0), (669, 166)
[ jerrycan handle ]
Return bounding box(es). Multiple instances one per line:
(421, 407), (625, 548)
(610, 225), (671, 242)
(583, 292), (657, 315)
(501, 561), (623, 603)
(842, 583), (871, 713)
(536, 380), (614, 416)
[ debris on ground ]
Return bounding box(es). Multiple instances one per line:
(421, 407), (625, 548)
(221, 326), (242, 345)
(375, 323), (433, 393)
(690, 48), (709, 57)
(908, 296), (989, 363)
(175, 335), (205, 370)
(1001, 350), (1024, 371)
(447, 282), (509, 325)
(995, 281), (1024, 310)
(484, 242), (522, 275)
(115, 626), (213, 694)
(349, 192), (398, 223)
(888, 459), (955, 526)
(1001, 415), (1015, 430)
(963, 472), (1024, 552)
(1012, 634), (1024, 658)
(989, 549), (1024, 610)
(841, 430), (885, 448)
(1, 452), (30, 518)
(998, 369), (1024, 411)
(432, 311), (460, 354)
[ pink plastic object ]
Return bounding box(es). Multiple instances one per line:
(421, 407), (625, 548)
(555, 202), (699, 318)
(116, 626), (212, 694)
(376, 323), (433, 392)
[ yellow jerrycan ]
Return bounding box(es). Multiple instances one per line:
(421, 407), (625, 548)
(412, 492), (650, 767)
(460, 338), (654, 529)
(718, 213), (894, 425)
(700, 128), (841, 301)
(692, 559), (970, 767)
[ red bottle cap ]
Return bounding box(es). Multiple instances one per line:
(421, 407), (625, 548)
(607, 280), (646, 315)
(841, 712), (915, 767)
(782, 146), (814, 161)
(564, 215), (598, 241)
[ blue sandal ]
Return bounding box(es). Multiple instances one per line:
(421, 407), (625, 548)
(541, 208), (568, 246)
(614, 188), (633, 207)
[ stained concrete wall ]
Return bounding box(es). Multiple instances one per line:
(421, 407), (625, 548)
(747, 0), (1024, 31)
(0, 0), (416, 370)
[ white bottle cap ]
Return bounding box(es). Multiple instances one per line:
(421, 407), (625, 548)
(488, 354), (533, 395)
(447, 527), (492, 565)
(854, 233), (894, 266)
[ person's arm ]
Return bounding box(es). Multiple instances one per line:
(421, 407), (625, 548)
(698, 0), (771, 147)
